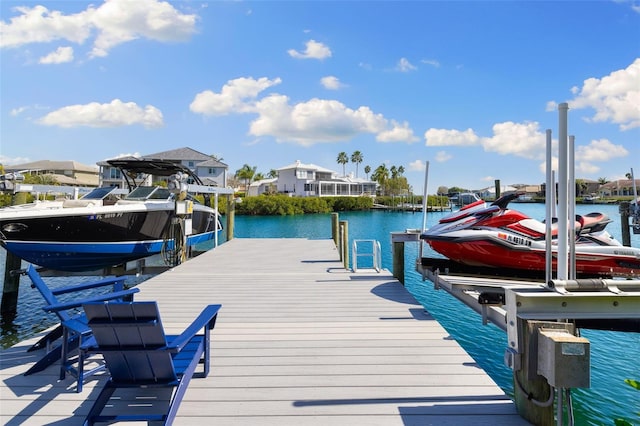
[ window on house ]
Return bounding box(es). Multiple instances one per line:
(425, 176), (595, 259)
(109, 168), (122, 179)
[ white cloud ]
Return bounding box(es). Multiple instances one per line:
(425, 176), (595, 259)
(396, 57), (417, 72)
(576, 161), (600, 175)
(568, 58), (640, 130)
(288, 39), (331, 60)
(435, 150), (452, 162)
(39, 46), (73, 64)
(189, 77), (282, 115)
(0, 155), (30, 165)
(408, 159), (427, 171)
(191, 76), (414, 146)
(0, 5), (92, 48)
(0, 0), (197, 59)
(320, 76), (344, 90)
(249, 95), (388, 146)
(575, 138), (628, 162)
(481, 121), (546, 160)
(421, 59), (440, 68)
(38, 99), (163, 128)
(376, 121), (419, 143)
(425, 128), (479, 146)
(10, 106), (28, 116)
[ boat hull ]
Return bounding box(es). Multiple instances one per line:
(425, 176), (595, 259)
(426, 236), (640, 278)
(0, 206), (220, 272)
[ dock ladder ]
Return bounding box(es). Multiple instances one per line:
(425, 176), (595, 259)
(352, 239), (382, 273)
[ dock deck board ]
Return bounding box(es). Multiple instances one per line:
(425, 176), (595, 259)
(0, 238), (529, 425)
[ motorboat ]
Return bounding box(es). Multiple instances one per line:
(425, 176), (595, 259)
(421, 193), (640, 278)
(0, 159), (223, 272)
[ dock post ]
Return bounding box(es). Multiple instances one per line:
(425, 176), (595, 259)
(393, 241), (405, 285)
(620, 202), (631, 246)
(226, 195), (235, 241)
(340, 220), (349, 269)
(1, 254), (21, 317)
(331, 213), (339, 247)
(513, 319), (554, 425)
(1, 192), (27, 316)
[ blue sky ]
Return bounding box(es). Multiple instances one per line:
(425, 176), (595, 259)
(1, 0), (639, 194)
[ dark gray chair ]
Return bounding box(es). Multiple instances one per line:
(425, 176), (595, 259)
(82, 301), (221, 425)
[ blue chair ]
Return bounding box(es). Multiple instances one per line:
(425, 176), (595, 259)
(81, 301), (221, 426)
(24, 265), (139, 392)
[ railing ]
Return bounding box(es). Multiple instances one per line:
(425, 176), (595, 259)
(352, 239), (381, 273)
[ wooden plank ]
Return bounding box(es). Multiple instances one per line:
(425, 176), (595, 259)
(0, 238), (529, 425)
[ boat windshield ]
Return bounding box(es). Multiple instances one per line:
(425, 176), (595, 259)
(81, 187), (119, 200)
(125, 186), (173, 201)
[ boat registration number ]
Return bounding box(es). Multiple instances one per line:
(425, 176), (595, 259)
(89, 213), (124, 219)
(498, 232), (531, 246)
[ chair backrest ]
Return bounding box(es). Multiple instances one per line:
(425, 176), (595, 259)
(26, 265), (72, 323)
(83, 301), (177, 383)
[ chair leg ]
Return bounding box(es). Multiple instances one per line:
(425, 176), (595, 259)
(83, 382), (117, 426)
(76, 333), (85, 393)
(60, 327), (69, 381)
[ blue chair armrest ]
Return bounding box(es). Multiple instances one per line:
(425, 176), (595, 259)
(166, 304), (221, 353)
(50, 277), (126, 295)
(43, 288), (140, 313)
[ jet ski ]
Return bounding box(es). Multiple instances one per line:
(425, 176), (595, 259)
(420, 193), (640, 278)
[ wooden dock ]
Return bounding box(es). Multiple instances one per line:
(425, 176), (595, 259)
(0, 238), (529, 425)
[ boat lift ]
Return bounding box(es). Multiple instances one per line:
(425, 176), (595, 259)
(411, 104), (640, 426)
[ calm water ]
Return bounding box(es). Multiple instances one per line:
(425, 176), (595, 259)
(1, 204), (638, 424)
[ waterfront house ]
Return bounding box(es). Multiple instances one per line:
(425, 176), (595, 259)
(98, 147), (229, 188)
(598, 179), (640, 197)
(4, 160), (99, 186)
(248, 160), (377, 197)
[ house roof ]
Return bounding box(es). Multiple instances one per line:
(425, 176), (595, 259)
(600, 179), (640, 190)
(5, 160), (98, 173)
(144, 147), (212, 162)
(277, 160), (335, 174)
(249, 178), (278, 187)
(196, 158), (228, 167)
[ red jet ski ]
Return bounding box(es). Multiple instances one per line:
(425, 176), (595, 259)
(421, 193), (640, 278)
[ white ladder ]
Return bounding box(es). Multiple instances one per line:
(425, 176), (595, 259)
(351, 239), (382, 273)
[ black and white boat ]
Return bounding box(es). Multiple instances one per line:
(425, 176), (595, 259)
(0, 159), (224, 272)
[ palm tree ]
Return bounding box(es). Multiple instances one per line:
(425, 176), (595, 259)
(397, 165), (405, 176)
(236, 164), (257, 193)
(364, 165), (371, 180)
(390, 165), (398, 179)
(351, 151), (363, 178)
(371, 164), (390, 195)
(598, 177), (608, 185)
(268, 169), (278, 178)
(337, 152), (349, 176)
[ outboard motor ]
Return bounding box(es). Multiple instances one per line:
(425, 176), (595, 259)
(167, 172), (189, 201)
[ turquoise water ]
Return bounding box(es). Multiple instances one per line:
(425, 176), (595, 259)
(1, 204), (638, 424)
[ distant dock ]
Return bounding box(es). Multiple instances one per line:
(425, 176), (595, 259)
(0, 238), (527, 425)
(372, 203), (452, 212)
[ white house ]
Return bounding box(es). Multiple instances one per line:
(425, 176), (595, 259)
(248, 160), (377, 197)
(98, 147), (228, 188)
